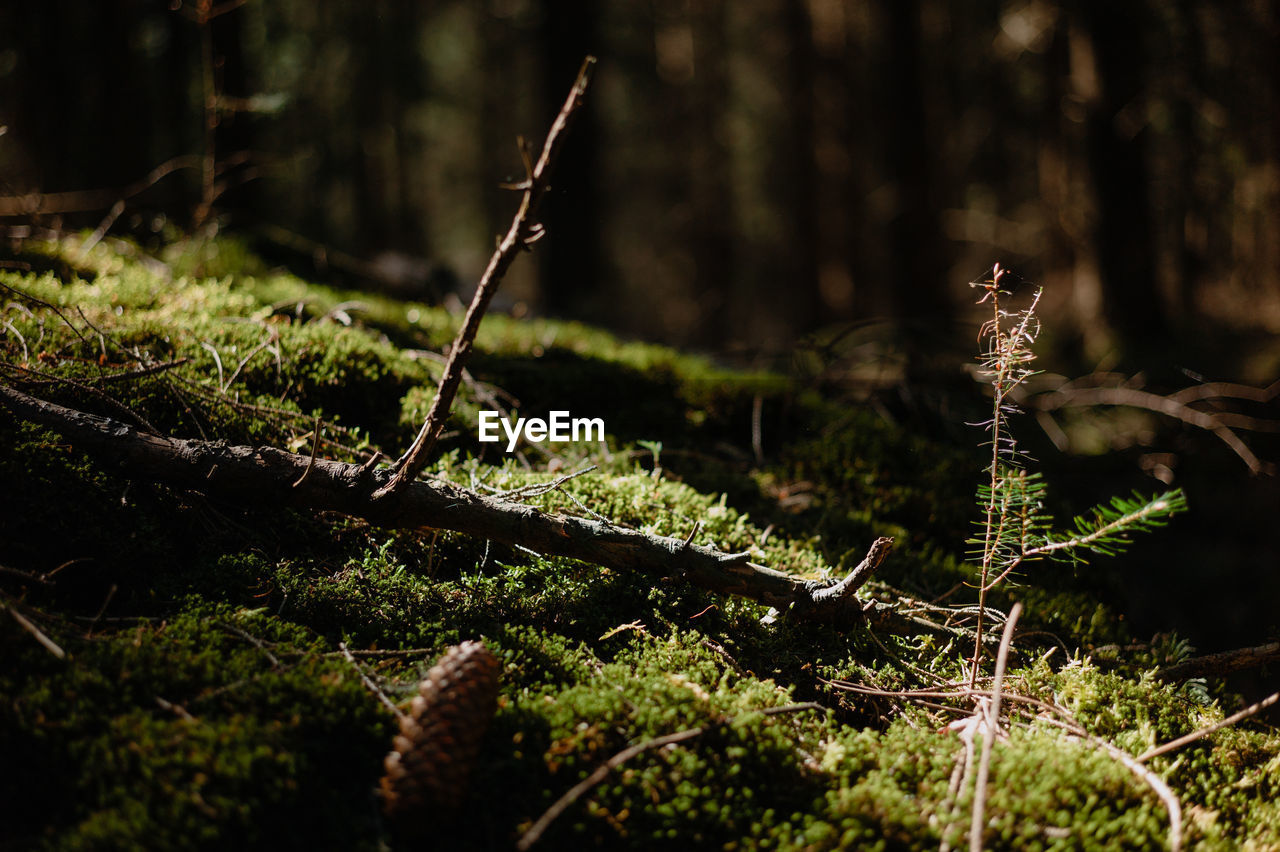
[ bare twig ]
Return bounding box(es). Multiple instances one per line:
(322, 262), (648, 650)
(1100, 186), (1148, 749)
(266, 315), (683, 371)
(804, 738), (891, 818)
(2, 317), (29, 361)
(1026, 381), (1275, 475)
(218, 621), (282, 669)
(95, 358), (191, 383)
(0, 563), (54, 585)
(0, 363), (160, 435)
(1168, 378), (1280, 405)
(200, 341), (226, 388)
(221, 326), (280, 392)
(0, 280), (91, 346)
(291, 415), (322, 488)
(323, 647), (435, 659)
(3, 602), (67, 659)
(86, 584), (118, 635)
(805, 537), (894, 606)
(403, 348), (520, 413)
(374, 56), (597, 498)
(479, 465), (616, 527)
(0, 155), (202, 216)
(339, 641), (408, 723)
(937, 706), (978, 852)
(154, 695), (198, 722)
(79, 199), (126, 258)
(969, 602), (1020, 851)
(1138, 691), (1280, 763)
(169, 373), (376, 460)
(516, 702), (825, 851)
(487, 465), (597, 501)
(1037, 715), (1183, 852)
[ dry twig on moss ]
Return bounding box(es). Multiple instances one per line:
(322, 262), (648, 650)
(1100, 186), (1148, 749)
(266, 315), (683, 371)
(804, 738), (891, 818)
(516, 702), (826, 851)
(375, 56), (598, 499)
(1138, 690), (1280, 763)
(969, 602), (1020, 852)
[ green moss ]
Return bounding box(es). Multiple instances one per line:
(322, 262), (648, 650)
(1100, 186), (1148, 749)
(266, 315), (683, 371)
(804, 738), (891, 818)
(2, 234), (1277, 849)
(0, 603), (390, 850)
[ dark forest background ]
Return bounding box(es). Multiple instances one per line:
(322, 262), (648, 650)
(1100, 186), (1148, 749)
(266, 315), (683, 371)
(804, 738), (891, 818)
(2, 0), (1278, 359)
(1, 1), (1278, 661)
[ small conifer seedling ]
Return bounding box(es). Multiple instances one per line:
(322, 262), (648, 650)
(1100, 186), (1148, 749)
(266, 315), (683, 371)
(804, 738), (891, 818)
(965, 265), (1187, 684)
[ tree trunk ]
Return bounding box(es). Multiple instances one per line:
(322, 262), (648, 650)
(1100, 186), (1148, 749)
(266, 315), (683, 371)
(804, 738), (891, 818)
(1081, 1), (1164, 346)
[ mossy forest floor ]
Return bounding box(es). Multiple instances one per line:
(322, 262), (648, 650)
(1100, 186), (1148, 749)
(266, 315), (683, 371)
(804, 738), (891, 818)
(2, 234), (1278, 850)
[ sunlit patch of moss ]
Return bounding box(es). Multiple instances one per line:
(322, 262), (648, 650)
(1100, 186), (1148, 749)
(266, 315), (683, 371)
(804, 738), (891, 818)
(471, 630), (835, 850)
(471, 465), (829, 581)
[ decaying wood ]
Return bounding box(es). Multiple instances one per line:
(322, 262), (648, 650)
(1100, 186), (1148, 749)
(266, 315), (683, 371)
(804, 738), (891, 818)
(0, 382), (895, 628)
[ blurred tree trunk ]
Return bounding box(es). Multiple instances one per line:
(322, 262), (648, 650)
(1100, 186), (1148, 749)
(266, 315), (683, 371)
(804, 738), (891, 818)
(688, 0), (734, 347)
(1081, 2), (1164, 345)
(3, 1), (151, 195)
(877, 0), (948, 321)
(1169, 0), (1203, 320)
(539, 2), (600, 320)
(1037, 10), (1087, 349)
(208, 3), (254, 227)
(353, 4), (389, 251)
(841, 4), (877, 319)
(782, 0), (820, 334)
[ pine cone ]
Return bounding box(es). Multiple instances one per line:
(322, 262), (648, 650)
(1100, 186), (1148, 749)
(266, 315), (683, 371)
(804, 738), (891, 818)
(380, 640), (501, 834)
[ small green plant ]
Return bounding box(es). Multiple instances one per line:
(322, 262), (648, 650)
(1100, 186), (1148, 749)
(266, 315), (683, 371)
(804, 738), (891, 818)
(966, 265), (1187, 683)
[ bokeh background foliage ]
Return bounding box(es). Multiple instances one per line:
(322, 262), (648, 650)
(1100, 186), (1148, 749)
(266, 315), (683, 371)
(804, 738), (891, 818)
(2, 1), (1278, 353)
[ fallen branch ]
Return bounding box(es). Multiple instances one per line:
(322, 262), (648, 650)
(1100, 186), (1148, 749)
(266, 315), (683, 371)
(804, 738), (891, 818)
(376, 56), (597, 498)
(0, 155), (201, 216)
(0, 382), (897, 628)
(1158, 641), (1280, 682)
(807, 537), (894, 604)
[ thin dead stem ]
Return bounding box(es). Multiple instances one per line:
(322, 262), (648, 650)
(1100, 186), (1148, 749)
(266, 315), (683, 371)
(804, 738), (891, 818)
(375, 56), (597, 498)
(3, 601), (66, 658)
(969, 602), (1020, 851)
(338, 641), (408, 724)
(1138, 691), (1280, 763)
(970, 280), (1042, 685)
(516, 703), (825, 851)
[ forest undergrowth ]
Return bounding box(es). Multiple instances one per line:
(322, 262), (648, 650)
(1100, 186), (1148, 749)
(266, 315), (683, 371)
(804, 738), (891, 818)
(1, 235), (1279, 850)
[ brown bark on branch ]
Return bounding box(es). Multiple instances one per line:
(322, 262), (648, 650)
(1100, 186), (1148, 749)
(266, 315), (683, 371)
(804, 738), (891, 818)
(0, 383), (893, 626)
(375, 56), (597, 499)
(1158, 641), (1280, 682)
